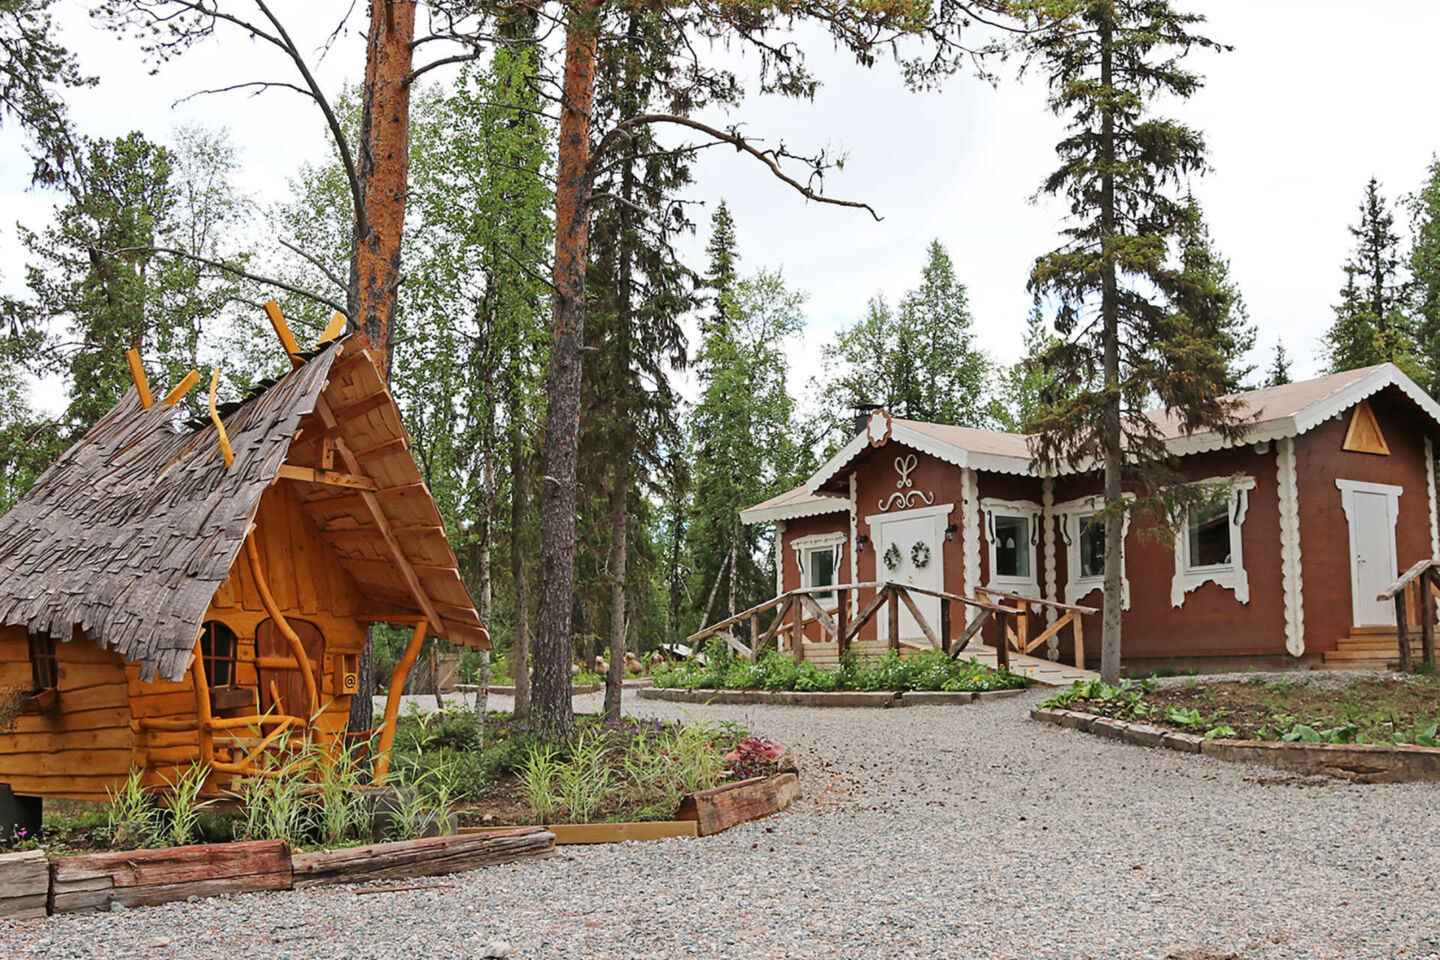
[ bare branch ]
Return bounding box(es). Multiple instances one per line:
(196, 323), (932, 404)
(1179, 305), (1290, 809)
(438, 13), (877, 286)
(107, 245), (348, 314)
(276, 237), (347, 293)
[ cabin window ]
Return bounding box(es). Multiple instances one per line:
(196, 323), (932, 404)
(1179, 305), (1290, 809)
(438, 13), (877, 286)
(1078, 515), (1105, 579)
(1172, 477), (1256, 607)
(1057, 495), (1131, 608)
(791, 532), (846, 607)
(28, 633), (58, 691)
(994, 515), (1031, 579)
(982, 498), (1041, 595)
(200, 621), (238, 687)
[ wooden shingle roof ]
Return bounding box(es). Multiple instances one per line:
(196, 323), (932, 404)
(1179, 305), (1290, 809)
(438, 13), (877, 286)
(0, 337), (488, 681)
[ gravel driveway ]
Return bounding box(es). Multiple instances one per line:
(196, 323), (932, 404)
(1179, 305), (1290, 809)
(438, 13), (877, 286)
(6, 687), (1440, 960)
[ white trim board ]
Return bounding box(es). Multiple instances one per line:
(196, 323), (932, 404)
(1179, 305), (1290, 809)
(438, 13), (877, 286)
(1336, 478), (1402, 628)
(1171, 476), (1257, 608)
(1054, 493), (1132, 610)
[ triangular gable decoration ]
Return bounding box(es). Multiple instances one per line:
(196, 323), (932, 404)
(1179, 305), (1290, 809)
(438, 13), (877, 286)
(1342, 399), (1390, 456)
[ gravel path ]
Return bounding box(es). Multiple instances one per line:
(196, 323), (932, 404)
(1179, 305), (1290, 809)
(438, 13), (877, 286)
(7, 687), (1440, 960)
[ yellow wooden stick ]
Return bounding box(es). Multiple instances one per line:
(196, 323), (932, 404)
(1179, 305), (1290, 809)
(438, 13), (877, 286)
(161, 370), (201, 407)
(264, 300), (304, 365)
(207, 369), (234, 468)
(318, 311), (347, 346)
(125, 349), (153, 408)
(373, 618), (429, 783)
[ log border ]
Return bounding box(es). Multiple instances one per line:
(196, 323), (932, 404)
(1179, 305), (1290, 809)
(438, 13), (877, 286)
(1030, 706), (1440, 782)
(640, 687), (1025, 708)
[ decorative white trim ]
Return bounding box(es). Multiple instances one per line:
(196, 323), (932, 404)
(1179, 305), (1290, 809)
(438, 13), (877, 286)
(1171, 476), (1257, 607)
(774, 520), (786, 597)
(961, 468), (980, 599)
(791, 532), (846, 599)
(1041, 479), (1058, 646)
(1055, 493), (1132, 610)
(980, 496), (1042, 597)
(740, 494), (849, 525)
(848, 474), (859, 602)
(1428, 437), (1438, 562)
(862, 501), (954, 527)
(876, 453), (937, 512)
(1276, 438), (1305, 657)
(1336, 478), (1403, 627)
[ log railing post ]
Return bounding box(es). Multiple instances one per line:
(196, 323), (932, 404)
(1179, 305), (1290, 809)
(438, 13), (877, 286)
(887, 586), (900, 653)
(837, 588), (850, 659)
(1428, 569), (1439, 670)
(996, 611), (1011, 671)
(1015, 599), (1028, 657)
(939, 598), (952, 655)
(792, 595), (804, 662)
(750, 616), (760, 664)
(1396, 589), (1412, 674)
(1073, 612), (1085, 670)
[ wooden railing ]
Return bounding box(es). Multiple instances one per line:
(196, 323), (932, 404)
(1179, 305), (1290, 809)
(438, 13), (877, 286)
(687, 581), (1028, 668)
(1379, 558), (1440, 672)
(974, 588), (1097, 671)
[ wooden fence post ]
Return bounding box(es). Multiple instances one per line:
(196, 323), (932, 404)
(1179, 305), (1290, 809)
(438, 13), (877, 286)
(939, 598), (952, 655)
(1421, 570), (1436, 670)
(1396, 589), (1412, 674)
(793, 596), (804, 662)
(837, 588), (850, 659)
(750, 616), (760, 664)
(887, 586), (900, 653)
(996, 612), (1011, 671)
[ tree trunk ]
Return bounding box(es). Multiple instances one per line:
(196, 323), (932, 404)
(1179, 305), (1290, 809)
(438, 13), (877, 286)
(532, 0), (600, 742)
(475, 401), (497, 737)
(604, 458), (630, 720)
(1098, 11), (1124, 686)
(351, 0), (415, 371)
(510, 428), (532, 722)
(346, 0), (416, 741)
(728, 535), (738, 618)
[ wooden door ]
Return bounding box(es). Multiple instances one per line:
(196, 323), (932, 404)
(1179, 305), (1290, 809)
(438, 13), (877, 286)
(1350, 491), (1398, 626)
(875, 512), (944, 644)
(256, 619), (324, 718)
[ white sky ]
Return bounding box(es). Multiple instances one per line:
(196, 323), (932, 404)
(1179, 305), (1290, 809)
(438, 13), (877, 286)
(5, 1), (1440, 415)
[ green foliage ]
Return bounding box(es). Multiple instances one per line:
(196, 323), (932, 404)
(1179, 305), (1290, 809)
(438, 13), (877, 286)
(105, 769), (162, 848)
(1408, 157), (1440, 394)
(159, 763), (214, 848)
(0, 0), (95, 189)
(988, 304), (1064, 433)
(653, 648), (1026, 693)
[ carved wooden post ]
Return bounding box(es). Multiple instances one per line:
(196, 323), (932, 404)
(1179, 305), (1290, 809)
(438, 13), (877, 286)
(1396, 589), (1412, 674)
(887, 586), (900, 653)
(837, 587), (850, 658)
(939, 598), (952, 655)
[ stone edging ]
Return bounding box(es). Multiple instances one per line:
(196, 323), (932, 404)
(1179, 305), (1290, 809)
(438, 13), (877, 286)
(640, 687), (1025, 708)
(1030, 707), (1440, 783)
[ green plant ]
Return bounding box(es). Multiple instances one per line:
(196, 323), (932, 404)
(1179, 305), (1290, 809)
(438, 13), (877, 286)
(106, 769), (161, 848)
(160, 763), (215, 847)
(555, 732), (613, 824)
(236, 755), (311, 845)
(1203, 725), (1237, 740)
(519, 743), (561, 823)
(314, 745), (367, 846)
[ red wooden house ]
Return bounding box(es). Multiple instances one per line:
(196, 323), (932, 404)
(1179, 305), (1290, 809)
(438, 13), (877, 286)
(740, 363), (1440, 671)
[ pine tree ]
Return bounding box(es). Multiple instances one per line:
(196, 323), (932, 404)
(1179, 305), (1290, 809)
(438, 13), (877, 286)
(1407, 157), (1440, 394)
(0, 0), (94, 188)
(1264, 340), (1292, 387)
(1027, 0), (1242, 684)
(988, 305), (1061, 433)
(1323, 177), (1417, 375)
(1173, 198), (1256, 391)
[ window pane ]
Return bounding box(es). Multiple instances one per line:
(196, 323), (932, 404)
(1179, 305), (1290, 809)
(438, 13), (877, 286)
(994, 515), (1030, 578)
(201, 621), (236, 687)
(1188, 502), (1232, 568)
(809, 548), (835, 601)
(1079, 515), (1105, 579)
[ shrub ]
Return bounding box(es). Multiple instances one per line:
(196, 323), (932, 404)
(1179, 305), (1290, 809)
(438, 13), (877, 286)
(652, 648), (1023, 694)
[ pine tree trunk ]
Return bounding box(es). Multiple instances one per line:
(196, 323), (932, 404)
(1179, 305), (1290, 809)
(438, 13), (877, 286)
(511, 430), (532, 722)
(475, 403), (497, 736)
(728, 535), (738, 619)
(1098, 11), (1124, 686)
(347, 0), (416, 741)
(604, 458), (630, 720)
(532, 1), (599, 742)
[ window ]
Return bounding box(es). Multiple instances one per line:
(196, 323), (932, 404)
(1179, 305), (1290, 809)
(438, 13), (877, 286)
(1186, 501), (1232, 569)
(805, 546), (837, 603)
(994, 515), (1031, 578)
(200, 621), (238, 687)
(1078, 515), (1105, 579)
(1171, 476), (1255, 607)
(28, 633), (58, 691)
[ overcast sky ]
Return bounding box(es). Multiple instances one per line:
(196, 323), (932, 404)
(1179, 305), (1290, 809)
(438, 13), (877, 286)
(5, 1), (1440, 415)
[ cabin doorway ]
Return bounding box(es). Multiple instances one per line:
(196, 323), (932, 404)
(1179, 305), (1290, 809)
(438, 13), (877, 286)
(867, 504), (950, 645)
(1337, 479), (1402, 627)
(256, 618), (324, 719)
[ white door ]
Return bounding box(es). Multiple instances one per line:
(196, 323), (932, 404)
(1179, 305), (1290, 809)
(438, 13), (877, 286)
(1349, 489), (1398, 626)
(875, 513), (944, 645)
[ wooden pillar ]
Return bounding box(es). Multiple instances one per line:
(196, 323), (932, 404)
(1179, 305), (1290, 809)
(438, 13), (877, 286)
(792, 595), (803, 662)
(749, 616), (760, 664)
(837, 588), (850, 658)
(1396, 591), (1411, 674)
(887, 586), (900, 653)
(939, 598), (951, 655)
(996, 613), (1011, 671)
(1428, 570), (1439, 670)
(1015, 599), (1028, 658)
(1073, 612), (1085, 670)
(373, 619), (428, 783)
(189, 643), (216, 790)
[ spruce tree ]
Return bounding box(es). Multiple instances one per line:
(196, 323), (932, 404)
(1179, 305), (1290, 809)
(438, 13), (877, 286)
(1323, 177), (1418, 375)
(1265, 341), (1292, 387)
(989, 305), (1061, 433)
(1173, 198), (1256, 391)
(1027, 0), (1242, 683)
(1407, 157), (1440, 393)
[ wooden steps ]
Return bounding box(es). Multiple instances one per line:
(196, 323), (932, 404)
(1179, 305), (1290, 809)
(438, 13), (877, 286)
(1319, 630), (1424, 670)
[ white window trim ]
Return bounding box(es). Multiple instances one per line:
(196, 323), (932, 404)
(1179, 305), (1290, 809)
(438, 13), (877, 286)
(1171, 476), (1257, 607)
(1335, 477), (1403, 627)
(980, 497), (1042, 596)
(1055, 494), (1131, 610)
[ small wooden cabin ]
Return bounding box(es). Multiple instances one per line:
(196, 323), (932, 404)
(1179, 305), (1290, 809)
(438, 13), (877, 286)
(740, 363), (1440, 672)
(0, 317), (488, 802)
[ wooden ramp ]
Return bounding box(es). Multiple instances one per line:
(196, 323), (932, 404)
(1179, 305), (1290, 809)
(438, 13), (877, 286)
(960, 643), (1100, 687)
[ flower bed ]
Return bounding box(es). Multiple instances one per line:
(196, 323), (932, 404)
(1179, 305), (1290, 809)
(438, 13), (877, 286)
(651, 648), (1025, 694)
(1040, 675), (1440, 745)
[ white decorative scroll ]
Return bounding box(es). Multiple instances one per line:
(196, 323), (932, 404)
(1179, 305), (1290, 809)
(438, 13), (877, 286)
(1171, 475), (1257, 607)
(1042, 478), (1058, 660)
(878, 453), (936, 511)
(849, 473), (860, 616)
(1276, 438), (1305, 657)
(774, 520), (786, 597)
(961, 468), (980, 600)
(1428, 437), (1438, 562)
